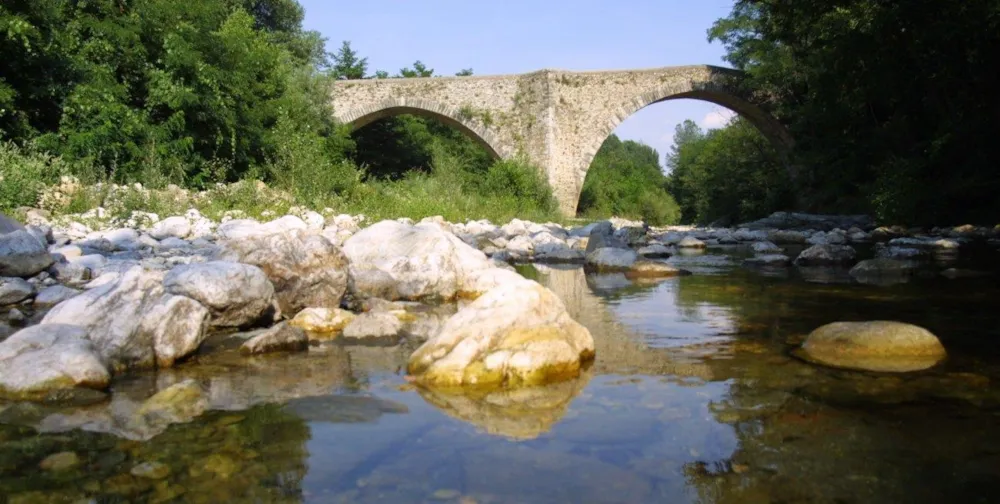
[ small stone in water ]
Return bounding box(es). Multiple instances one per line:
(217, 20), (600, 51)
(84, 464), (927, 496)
(131, 461), (171, 479)
(7, 308), (26, 324)
(39, 451), (80, 471)
(432, 489), (461, 500)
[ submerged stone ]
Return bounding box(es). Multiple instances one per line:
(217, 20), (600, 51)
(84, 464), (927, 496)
(39, 451), (81, 471)
(135, 380), (208, 429)
(794, 244), (857, 266)
(625, 260), (691, 278)
(743, 254), (791, 267)
(799, 321), (946, 372)
(131, 461), (171, 480)
(240, 322), (308, 355)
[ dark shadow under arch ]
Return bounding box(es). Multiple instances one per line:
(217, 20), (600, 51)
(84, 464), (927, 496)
(341, 104), (504, 161)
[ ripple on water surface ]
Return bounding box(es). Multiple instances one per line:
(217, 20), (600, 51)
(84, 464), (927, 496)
(2, 247), (1000, 503)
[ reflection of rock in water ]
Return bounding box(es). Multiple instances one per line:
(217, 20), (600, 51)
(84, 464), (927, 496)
(336, 421), (653, 503)
(536, 266), (716, 380)
(0, 404), (312, 503)
(12, 342), (414, 440)
(415, 370), (591, 440)
(282, 395), (408, 423)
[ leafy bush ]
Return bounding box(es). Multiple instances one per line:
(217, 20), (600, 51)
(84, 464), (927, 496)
(0, 142), (79, 213)
(265, 115), (362, 209)
(477, 158), (559, 215)
(578, 135), (681, 225)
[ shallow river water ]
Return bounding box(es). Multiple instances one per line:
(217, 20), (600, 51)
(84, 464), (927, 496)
(2, 245), (1000, 503)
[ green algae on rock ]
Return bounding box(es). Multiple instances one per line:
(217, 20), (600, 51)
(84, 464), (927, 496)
(799, 321), (947, 372)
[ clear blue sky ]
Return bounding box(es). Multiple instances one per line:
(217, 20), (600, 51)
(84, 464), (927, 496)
(298, 0), (738, 168)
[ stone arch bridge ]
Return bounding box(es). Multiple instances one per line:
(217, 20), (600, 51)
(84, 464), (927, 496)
(331, 65), (792, 216)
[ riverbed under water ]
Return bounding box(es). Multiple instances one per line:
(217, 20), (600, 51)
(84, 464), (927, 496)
(2, 244), (1000, 503)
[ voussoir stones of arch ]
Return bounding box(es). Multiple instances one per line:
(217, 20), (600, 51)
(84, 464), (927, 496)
(407, 279), (595, 388)
(798, 321), (947, 372)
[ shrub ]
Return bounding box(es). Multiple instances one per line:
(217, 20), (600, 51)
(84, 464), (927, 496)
(0, 142), (77, 213)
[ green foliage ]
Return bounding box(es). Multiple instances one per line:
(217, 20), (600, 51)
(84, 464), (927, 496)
(0, 142), (73, 213)
(398, 61), (434, 78)
(578, 135), (681, 225)
(666, 119), (792, 225)
(709, 0), (1000, 225)
(338, 147), (559, 223)
(265, 114), (361, 208)
(1, 0), (339, 185)
(330, 40), (366, 79)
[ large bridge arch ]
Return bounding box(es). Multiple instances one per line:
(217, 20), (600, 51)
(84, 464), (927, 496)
(559, 67), (794, 215)
(331, 65), (792, 216)
(334, 97), (508, 161)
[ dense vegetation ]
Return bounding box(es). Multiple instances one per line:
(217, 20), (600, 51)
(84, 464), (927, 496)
(666, 118), (791, 226)
(4, 0), (998, 226)
(674, 0), (1000, 226)
(0, 0), (557, 223)
(578, 135), (680, 225)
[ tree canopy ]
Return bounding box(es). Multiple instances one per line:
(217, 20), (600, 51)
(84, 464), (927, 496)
(704, 0), (1000, 225)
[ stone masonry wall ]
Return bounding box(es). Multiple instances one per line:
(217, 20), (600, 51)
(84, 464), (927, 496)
(331, 65), (791, 215)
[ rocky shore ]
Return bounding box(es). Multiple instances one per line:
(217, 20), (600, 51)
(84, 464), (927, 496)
(2, 203), (998, 404)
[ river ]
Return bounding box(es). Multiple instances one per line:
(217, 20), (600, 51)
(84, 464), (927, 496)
(2, 244), (999, 503)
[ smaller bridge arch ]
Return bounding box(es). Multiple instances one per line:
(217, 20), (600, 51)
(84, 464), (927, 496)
(334, 97), (507, 161)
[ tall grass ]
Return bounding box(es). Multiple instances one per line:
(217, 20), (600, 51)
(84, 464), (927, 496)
(2, 139), (562, 225)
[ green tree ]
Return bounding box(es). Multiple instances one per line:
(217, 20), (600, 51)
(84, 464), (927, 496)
(0, 0), (344, 185)
(398, 61), (433, 78)
(667, 118), (791, 225)
(330, 40), (367, 80)
(578, 134), (681, 225)
(709, 0), (1000, 225)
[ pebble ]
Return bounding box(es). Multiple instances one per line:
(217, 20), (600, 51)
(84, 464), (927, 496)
(39, 451), (81, 471)
(432, 489), (462, 500)
(131, 461), (171, 479)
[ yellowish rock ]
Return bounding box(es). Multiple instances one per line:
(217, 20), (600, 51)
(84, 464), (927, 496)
(625, 260), (691, 279)
(39, 451), (80, 471)
(800, 321), (946, 372)
(289, 307), (356, 334)
(408, 279), (595, 387)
